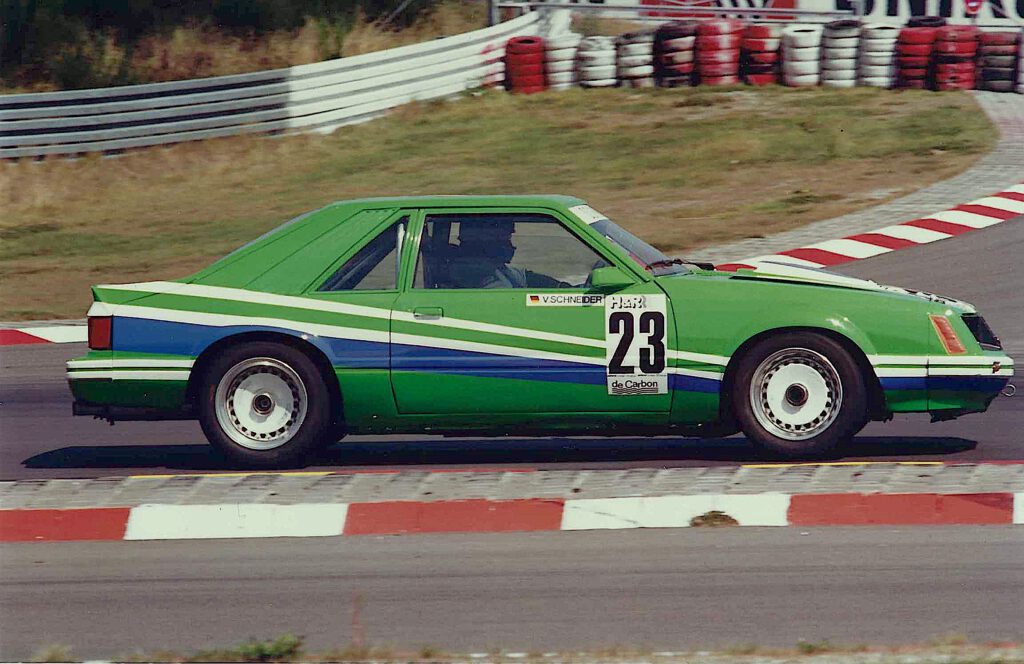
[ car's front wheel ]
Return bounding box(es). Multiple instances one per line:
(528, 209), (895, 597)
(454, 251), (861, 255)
(198, 342), (332, 468)
(733, 332), (867, 458)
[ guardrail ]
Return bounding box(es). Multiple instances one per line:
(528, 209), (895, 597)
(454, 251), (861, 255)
(0, 12), (541, 159)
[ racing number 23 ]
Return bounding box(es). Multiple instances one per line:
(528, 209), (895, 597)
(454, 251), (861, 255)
(608, 310), (666, 375)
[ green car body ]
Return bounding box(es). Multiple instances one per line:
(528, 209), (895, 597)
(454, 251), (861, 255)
(68, 195), (1013, 457)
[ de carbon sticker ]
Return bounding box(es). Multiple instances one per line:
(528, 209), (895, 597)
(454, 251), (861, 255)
(605, 294), (668, 395)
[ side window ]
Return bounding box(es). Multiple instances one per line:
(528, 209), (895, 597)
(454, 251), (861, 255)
(413, 213), (610, 290)
(319, 217), (408, 291)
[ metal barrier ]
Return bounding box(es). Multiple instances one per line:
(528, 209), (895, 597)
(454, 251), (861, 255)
(0, 12), (541, 159)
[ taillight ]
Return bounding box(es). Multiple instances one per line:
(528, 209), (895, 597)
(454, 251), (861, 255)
(88, 316), (112, 350)
(929, 314), (966, 355)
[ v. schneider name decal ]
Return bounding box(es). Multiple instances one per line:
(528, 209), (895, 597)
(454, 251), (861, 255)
(526, 293), (605, 307)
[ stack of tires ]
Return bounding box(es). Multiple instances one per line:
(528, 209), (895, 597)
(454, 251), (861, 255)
(505, 36), (547, 94)
(933, 25), (978, 91)
(1019, 31), (1024, 93)
(655, 21), (698, 87)
(742, 24), (781, 85)
(782, 25), (823, 87)
(820, 20), (860, 88)
(576, 36), (617, 89)
(544, 33), (583, 91)
(696, 19), (744, 86)
(896, 26), (937, 89)
(857, 23), (898, 87)
(978, 31), (1020, 93)
(617, 32), (656, 88)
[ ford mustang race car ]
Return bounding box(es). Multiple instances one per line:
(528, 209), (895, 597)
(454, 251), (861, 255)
(67, 195), (1014, 467)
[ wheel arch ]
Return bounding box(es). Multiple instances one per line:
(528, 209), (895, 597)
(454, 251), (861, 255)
(186, 331), (343, 426)
(719, 326), (886, 423)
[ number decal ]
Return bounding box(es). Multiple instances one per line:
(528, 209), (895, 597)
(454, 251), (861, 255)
(604, 295), (669, 396)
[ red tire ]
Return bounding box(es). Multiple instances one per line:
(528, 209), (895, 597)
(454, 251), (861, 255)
(897, 56), (930, 68)
(697, 19), (745, 35)
(936, 72), (974, 84)
(509, 74), (546, 88)
(507, 62), (544, 77)
(696, 33), (742, 50)
(748, 51), (779, 64)
(979, 31), (1020, 46)
(507, 36), (545, 55)
(506, 52), (544, 66)
(934, 41), (976, 56)
(897, 42), (932, 56)
(899, 27), (938, 44)
(744, 62), (776, 74)
(745, 24), (780, 39)
(697, 48), (740, 64)
(979, 43), (1019, 56)
(935, 25), (979, 41)
(662, 62), (695, 75)
(745, 73), (777, 85)
(701, 74), (741, 85)
(899, 67), (929, 78)
(742, 38), (778, 51)
(936, 62), (975, 74)
(699, 62), (740, 76)
(935, 80), (974, 90)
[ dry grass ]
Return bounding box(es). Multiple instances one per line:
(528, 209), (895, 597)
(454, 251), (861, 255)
(3, 1), (484, 92)
(0, 86), (995, 320)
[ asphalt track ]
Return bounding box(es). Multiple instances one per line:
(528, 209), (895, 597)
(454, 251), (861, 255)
(2, 527), (1022, 659)
(0, 218), (1021, 479)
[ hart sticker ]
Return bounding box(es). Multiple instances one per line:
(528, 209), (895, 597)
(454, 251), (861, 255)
(605, 294), (668, 395)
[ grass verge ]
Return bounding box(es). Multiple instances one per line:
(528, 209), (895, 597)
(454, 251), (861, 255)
(0, 86), (996, 320)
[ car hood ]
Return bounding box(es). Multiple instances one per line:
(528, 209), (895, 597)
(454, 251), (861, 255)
(717, 261), (976, 313)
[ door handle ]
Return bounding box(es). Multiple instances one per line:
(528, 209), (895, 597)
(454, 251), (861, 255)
(412, 307), (444, 320)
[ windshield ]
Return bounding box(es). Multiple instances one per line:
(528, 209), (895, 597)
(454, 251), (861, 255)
(573, 205), (688, 277)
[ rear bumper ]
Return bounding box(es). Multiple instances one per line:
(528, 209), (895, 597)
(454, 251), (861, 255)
(73, 401), (194, 421)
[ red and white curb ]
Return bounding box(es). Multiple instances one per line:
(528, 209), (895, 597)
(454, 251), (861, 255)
(0, 325), (85, 346)
(717, 183), (1024, 272)
(3, 492), (1022, 542)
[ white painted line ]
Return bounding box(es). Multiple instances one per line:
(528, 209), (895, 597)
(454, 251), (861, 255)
(560, 494), (790, 530)
(17, 326), (88, 343)
(805, 238), (890, 259)
(874, 224), (950, 243)
(970, 196), (1024, 214)
(925, 210), (1004, 229)
(67, 359), (194, 369)
(124, 503), (350, 540)
(66, 370), (191, 381)
(1014, 493), (1024, 525)
(1004, 184), (1024, 195)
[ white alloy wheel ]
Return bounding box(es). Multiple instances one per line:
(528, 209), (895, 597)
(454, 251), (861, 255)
(749, 348), (843, 441)
(214, 357), (308, 451)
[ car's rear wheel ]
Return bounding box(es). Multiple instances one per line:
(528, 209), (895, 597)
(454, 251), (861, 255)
(733, 332), (867, 458)
(198, 342), (332, 468)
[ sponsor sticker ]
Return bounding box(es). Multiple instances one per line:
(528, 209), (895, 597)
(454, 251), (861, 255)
(605, 294), (668, 395)
(526, 293), (605, 307)
(568, 204), (609, 226)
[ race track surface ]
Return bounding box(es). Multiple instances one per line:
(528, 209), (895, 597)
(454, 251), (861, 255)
(1, 218), (1020, 479)
(2, 527), (1022, 659)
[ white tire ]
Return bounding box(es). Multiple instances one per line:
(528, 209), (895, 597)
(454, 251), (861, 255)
(783, 45), (821, 61)
(578, 51), (616, 66)
(619, 33), (655, 45)
(545, 47), (577, 62)
(581, 78), (617, 87)
(618, 54), (651, 67)
(619, 42), (654, 57)
(581, 64), (616, 80)
(822, 77), (857, 87)
(861, 23), (899, 40)
(823, 36), (859, 49)
(823, 25), (860, 39)
(546, 33), (583, 50)
(824, 46), (858, 60)
(783, 25), (823, 48)
(858, 51), (894, 66)
(821, 57), (857, 70)
(618, 64), (655, 78)
(821, 68), (856, 81)
(784, 72), (820, 86)
(783, 59), (820, 76)
(858, 76), (893, 87)
(860, 37), (897, 52)
(547, 71), (576, 85)
(545, 59), (575, 74)
(661, 49), (694, 64)
(661, 36), (696, 51)
(579, 36), (615, 52)
(549, 81), (575, 91)
(858, 64), (894, 77)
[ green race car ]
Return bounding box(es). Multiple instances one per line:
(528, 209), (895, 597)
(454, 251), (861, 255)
(68, 195), (1014, 467)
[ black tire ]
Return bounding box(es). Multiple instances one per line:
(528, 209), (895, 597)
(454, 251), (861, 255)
(198, 342), (333, 468)
(732, 332), (867, 458)
(982, 55), (1016, 68)
(982, 67), (1015, 81)
(907, 15), (946, 28)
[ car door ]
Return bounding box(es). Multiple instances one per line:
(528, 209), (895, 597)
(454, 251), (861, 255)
(389, 208), (674, 416)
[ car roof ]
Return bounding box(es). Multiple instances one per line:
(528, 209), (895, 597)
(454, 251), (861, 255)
(326, 194), (587, 210)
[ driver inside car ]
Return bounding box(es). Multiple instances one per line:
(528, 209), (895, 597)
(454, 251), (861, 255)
(449, 221), (566, 289)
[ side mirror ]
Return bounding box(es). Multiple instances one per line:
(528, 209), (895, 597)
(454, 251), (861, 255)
(589, 266), (633, 290)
